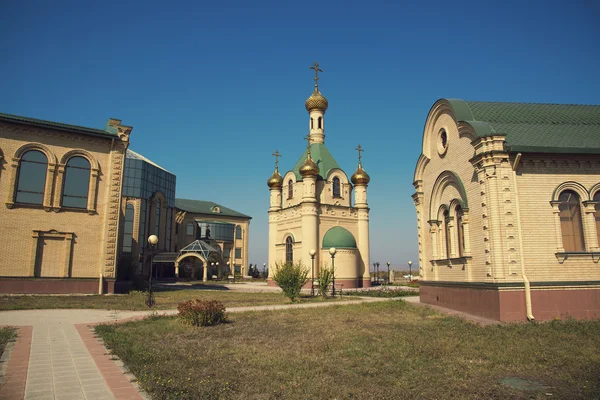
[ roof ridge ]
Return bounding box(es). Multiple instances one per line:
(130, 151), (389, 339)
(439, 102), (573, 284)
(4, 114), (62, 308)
(0, 111), (116, 135)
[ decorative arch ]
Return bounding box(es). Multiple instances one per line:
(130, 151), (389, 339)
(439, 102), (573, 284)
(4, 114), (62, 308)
(552, 181), (589, 202)
(174, 252), (207, 280)
(429, 170), (469, 220)
(590, 183), (600, 200)
(6, 143), (58, 210)
(54, 149), (100, 213)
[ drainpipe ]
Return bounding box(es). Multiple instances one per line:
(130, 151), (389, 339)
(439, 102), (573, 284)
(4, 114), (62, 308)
(512, 153), (534, 321)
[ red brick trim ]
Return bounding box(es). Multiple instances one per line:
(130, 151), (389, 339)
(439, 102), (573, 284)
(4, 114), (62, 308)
(0, 326), (32, 400)
(75, 323), (143, 400)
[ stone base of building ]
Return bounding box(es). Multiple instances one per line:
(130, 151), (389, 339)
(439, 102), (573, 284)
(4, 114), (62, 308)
(0, 278), (116, 294)
(420, 281), (600, 321)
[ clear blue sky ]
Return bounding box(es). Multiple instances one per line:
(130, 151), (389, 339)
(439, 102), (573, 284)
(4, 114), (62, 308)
(1, 0), (599, 271)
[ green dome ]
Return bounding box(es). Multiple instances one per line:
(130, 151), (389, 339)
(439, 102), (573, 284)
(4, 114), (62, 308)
(322, 227), (357, 249)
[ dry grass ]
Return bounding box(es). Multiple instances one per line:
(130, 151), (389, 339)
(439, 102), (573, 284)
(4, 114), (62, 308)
(95, 300), (600, 399)
(0, 288), (339, 311)
(0, 327), (17, 356)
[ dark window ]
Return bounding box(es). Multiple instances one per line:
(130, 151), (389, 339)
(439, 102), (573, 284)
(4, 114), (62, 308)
(559, 190), (585, 252)
(441, 131), (447, 148)
(285, 236), (293, 264)
(444, 209), (451, 258)
(122, 204), (135, 253)
(16, 150), (47, 205)
(595, 192), (600, 248)
(223, 248), (231, 258)
(333, 177), (341, 198)
(62, 156), (91, 208)
(154, 199), (161, 236)
(288, 180), (293, 199)
(186, 223), (194, 236)
(318, 117), (322, 129)
(456, 206), (465, 256)
(236, 226), (242, 239)
(235, 248), (242, 258)
(310, 118), (314, 129)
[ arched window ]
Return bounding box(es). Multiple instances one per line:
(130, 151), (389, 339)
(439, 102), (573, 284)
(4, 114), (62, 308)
(594, 191), (600, 248)
(186, 222), (194, 236)
(122, 204), (135, 253)
(456, 206), (465, 257)
(332, 177), (341, 198)
(285, 236), (293, 264)
(318, 117), (322, 129)
(62, 156), (91, 208)
(443, 209), (451, 258)
(154, 199), (162, 236)
(288, 180), (293, 199)
(310, 118), (314, 129)
(559, 190), (585, 252)
(16, 150), (47, 205)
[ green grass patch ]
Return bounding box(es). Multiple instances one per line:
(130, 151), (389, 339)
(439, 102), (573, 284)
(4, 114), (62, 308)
(0, 327), (17, 356)
(95, 301), (600, 399)
(345, 288), (417, 297)
(0, 289), (348, 311)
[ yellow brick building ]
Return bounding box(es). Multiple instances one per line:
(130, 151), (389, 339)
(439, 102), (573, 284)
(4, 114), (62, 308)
(413, 99), (600, 321)
(0, 113), (131, 293)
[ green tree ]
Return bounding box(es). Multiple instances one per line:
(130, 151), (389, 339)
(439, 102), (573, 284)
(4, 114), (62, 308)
(272, 262), (309, 302)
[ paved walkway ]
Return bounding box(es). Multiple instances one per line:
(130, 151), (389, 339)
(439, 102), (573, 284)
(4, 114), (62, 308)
(0, 295), (497, 399)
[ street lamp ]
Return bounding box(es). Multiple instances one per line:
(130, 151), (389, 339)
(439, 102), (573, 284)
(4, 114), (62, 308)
(376, 262), (380, 285)
(146, 235), (158, 308)
(309, 249), (316, 296)
(263, 262), (266, 279)
(329, 247), (337, 297)
(372, 262), (376, 284)
(386, 261), (391, 285)
(408, 260), (413, 282)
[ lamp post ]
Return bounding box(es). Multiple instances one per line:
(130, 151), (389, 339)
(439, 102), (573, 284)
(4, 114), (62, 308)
(329, 247), (337, 297)
(386, 261), (391, 285)
(146, 235), (158, 308)
(408, 260), (413, 282)
(228, 261), (232, 282)
(263, 262), (266, 279)
(376, 262), (380, 285)
(309, 249), (316, 296)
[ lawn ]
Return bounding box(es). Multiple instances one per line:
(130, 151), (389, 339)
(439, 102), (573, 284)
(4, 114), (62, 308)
(0, 327), (17, 356)
(95, 301), (600, 399)
(0, 288), (343, 311)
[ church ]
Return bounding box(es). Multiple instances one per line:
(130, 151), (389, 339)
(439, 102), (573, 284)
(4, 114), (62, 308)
(266, 63), (371, 288)
(413, 99), (600, 321)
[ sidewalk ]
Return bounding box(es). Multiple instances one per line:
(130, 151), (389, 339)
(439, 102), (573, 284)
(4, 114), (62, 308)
(0, 296), (497, 399)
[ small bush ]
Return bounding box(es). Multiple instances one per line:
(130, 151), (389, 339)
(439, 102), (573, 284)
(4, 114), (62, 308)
(272, 262), (309, 302)
(317, 268), (333, 299)
(407, 280), (420, 288)
(177, 299), (227, 326)
(346, 287), (416, 298)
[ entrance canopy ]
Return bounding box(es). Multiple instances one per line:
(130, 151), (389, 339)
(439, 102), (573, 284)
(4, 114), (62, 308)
(179, 240), (221, 260)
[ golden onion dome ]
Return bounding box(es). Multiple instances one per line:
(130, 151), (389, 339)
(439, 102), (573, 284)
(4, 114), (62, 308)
(351, 163), (370, 185)
(267, 168), (283, 188)
(305, 89), (329, 113)
(299, 154), (319, 177)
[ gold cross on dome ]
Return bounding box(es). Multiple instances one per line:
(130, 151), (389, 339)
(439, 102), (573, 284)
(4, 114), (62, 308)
(309, 62), (323, 90)
(272, 150), (281, 168)
(355, 144), (364, 162)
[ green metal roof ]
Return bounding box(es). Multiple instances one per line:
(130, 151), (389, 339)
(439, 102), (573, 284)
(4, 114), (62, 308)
(290, 143), (345, 181)
(444, 99), (600, 154)
(322, 226), (357, 249)
(0, 112), (119, 139)
(175, 198), (252, 219)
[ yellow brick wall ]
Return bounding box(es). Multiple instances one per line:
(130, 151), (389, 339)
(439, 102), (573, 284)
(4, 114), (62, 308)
(0, 120), (127, 279)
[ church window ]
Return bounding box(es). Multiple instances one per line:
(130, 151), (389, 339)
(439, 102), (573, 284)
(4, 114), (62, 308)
(558, 190), (585, 252)
(15, 150), (47, 205)
(311, 118), (314, 129)
(186, 222), (194, 236)
(443, 209), (451, 258)
(456, 206), (465, 256)
(437, 129), (448, 155)
(285, 236), (293, 264)
(62, 156), (91, 209)
(288, 180), (293, 199)
(332, 177), (341, 198)
(318, 117), (322, 129)
(122, 204), (135, 253)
